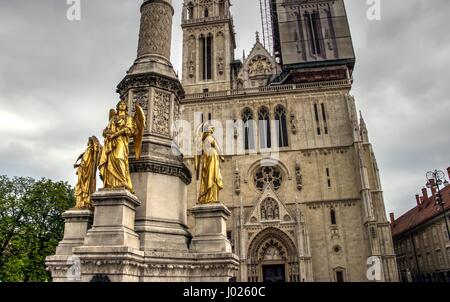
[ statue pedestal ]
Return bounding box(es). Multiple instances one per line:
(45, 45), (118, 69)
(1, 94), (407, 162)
(55, 209), (93, 255)
(73, 189), (145, 282)
(46, 209), (93, 282)
(81, 189), (141, 249)
(132, 171), (192, 252)
(190, 203), (232, 254)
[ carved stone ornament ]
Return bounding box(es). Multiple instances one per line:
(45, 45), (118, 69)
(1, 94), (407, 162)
(234, 167), (241, 195)
(217, 57), (224, 75)
(188, 60), (195, 78)
(248, 55), (272, 75)
(295, 161), (303, 191)
(152, 92), (171, 136)
(132, 90), (149, 116)
(290, 113), (297, 134)
(138, 1), (173, 59)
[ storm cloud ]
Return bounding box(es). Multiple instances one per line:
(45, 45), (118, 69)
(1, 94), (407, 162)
(0, 0), (449, 218)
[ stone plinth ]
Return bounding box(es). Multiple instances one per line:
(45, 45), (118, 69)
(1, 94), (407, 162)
(190, 203), (232, 254)
(132, 171), (192, 252)
(46, 209), (93, 282)
(72, 189), (145, 282)
(82, 189), (141, 249)
(55, 209), (93, 255)
(141, 251), (239, 282)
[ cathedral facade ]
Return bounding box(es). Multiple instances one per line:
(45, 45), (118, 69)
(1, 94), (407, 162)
(178, 0), (399, 282)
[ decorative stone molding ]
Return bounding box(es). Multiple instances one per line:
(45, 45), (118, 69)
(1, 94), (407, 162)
(117, 73), (185, 101)
(130, 160), (192, 185)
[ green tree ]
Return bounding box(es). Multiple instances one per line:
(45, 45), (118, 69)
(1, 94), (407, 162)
(0, 176), (75, 281)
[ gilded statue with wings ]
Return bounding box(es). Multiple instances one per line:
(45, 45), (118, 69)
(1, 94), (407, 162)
(98, 100), (145, 193)
(74, 136), (102, 209)
(195, 124), (225, 204)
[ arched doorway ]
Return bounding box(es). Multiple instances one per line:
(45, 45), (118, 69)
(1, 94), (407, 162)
(247, 227), (300, 282)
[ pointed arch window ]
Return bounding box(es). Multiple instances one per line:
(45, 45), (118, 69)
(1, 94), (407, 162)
(275, 105), (288, 148)
(259, 106), (271, 149)
(242, 108), (255, 150)
(204, 7), (209, 18)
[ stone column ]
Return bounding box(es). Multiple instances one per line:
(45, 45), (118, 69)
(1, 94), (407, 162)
(116, 0), (192, 253)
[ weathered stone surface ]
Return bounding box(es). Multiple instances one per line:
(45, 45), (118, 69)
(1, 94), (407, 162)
(81, 189), (141, 250)
(190, 203), (233, 254)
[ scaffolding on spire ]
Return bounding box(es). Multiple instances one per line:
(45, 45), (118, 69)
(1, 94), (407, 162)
(259, 0), (274, 55)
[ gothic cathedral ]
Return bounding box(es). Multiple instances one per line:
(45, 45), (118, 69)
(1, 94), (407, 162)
(179, 0), (398, 282)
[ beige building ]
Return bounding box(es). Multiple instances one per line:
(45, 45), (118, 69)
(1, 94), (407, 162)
(391, 168), (450, 282)
(178, 0), (398, 282)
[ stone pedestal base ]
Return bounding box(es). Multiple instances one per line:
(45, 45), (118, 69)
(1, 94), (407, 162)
(132, 171), (192, 252)
(46, 209), (93, 282)
(72, 189), (144, 282)
(190, 203), (232, 254)
(82, 189), (141, 249)
(141, 251), (239, 282)
(55, 209), (93, 255)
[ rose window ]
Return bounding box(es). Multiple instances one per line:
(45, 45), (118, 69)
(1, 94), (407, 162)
(254, 166), (283, 191)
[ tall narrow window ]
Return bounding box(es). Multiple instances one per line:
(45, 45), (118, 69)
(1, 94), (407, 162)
(275, 105), (288, 148)
(321, 103), (328, 134)
(187, 2), (194, 20)
(259, 107), (271, 149)
(330, 209), (337, 225)
(219, 0), (226, 16)
(208, 113), (212, 121)
(206, 35), (213, 79)
(243, 108), (255, 150)
(314, 103), (321, 135)
(204, 8), (209, 18)
(199, 34), (213, 80)
(312, 11), (323, 56)
(326, 168), (331, 188)
(304, 11), (323, 57)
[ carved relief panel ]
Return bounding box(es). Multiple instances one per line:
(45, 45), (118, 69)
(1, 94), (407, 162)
(152, 91), (171, 136)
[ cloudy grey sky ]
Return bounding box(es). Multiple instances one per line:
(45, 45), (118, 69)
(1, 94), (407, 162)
(0, 0), (449, 218)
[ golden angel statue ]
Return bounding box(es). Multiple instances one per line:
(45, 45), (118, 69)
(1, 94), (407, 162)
(74, 136), (102, 209)
(98, 100), (145, 193)
(195, 125), (225, 204)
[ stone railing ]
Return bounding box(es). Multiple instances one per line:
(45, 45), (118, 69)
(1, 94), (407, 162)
(183, 79), (352, 101)
(182, 15), (230, 25)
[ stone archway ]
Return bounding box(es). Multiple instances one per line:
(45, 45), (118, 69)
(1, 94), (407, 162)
(247, 227), (300, 282)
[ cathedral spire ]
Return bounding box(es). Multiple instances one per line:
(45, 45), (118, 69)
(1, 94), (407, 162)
(359, 111), (369, 142)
